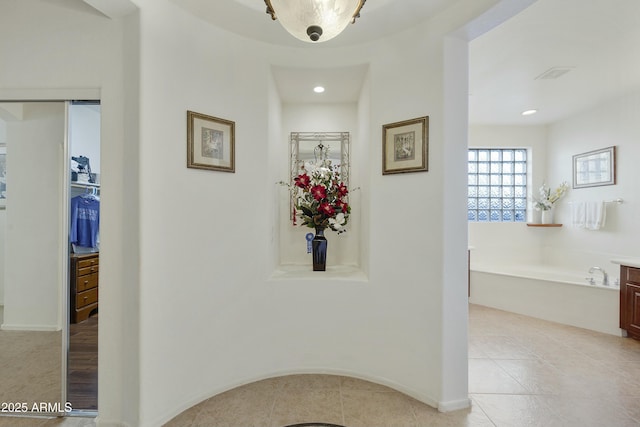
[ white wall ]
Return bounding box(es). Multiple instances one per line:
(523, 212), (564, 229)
(267, 70), (284, 273)
(545, 89), (640, 274)
(470, 90), (640, 275)
(2, 103), (65, 331)
(279, 102), (360, 267)
(356, 72), (372, 275)
(468, 125), (548, 264)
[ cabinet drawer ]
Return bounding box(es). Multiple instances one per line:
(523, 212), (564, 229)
(625, 267), (640, 284)
(78, 265), (99, 276)
(74, 302), (97, 323)
(76, 273), (98, 292)
(78, 257), (99, 269)
(76, 288), (98, 309)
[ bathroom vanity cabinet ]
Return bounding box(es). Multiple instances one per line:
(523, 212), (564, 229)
(620, 265), (640, 340)
(70, 252), (99, 323)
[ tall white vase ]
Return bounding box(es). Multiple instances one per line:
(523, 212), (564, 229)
(541, 208), (554, 224)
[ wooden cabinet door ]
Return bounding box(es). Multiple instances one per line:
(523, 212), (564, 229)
(624, 282), (640, 339)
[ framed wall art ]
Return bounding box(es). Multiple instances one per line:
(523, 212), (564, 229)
(572, 146), (616, 189)
(187, 110), (235, 173)
(382, 116), (428, 175)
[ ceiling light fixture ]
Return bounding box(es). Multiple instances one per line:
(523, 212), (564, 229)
(314, 86), (325, 93)
(264, 0), (367, 43)
(522, 109), (538, 116)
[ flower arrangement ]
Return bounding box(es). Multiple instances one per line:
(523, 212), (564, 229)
(283, 160), (351, 234)
(533, 181), (569, 211)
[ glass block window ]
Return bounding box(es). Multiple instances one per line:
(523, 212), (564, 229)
(468, 149), (527, 222)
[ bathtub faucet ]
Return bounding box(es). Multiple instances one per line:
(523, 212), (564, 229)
(588, 267), (609, 286)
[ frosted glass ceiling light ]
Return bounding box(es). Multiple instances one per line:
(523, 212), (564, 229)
(265, 0), (367, 43)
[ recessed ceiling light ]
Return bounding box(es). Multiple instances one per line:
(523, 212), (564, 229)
(314, 86), (325, 93)
(522, 109), (538, 116)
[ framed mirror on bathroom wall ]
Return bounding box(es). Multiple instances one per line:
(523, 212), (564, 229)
(572, 146), (616, 189)
(290, 131), (350, 186)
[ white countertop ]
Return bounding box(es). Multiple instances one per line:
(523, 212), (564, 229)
(611, 258), (640, 269)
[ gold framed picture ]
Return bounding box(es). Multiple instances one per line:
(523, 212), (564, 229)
(382, 116), (428, 175)
(187, 110), (235, 173)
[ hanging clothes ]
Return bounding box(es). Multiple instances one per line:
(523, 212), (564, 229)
(70, 193), (100, 249)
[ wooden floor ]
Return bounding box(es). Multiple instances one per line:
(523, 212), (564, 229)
(68, 313), (98, 411)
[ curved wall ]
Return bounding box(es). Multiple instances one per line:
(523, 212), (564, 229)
(135, 2), (476, 425)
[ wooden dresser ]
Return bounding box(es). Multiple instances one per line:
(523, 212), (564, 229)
(70, 253), (99, 323)
(620, 264), (640, 340)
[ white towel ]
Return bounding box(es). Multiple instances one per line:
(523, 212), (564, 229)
(585, 201), (606, 230)
(571, 201), (586, 228)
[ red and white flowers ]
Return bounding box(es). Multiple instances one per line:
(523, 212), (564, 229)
(290, 161), (351, 234)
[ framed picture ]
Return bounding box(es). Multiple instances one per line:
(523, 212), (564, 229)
(572, 146), (616, 189)
(0, 144), (6, 209)
(187, 110), (235, 173)
(382, 116), (428, 175)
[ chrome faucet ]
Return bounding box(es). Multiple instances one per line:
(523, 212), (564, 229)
(588, 267), (609, 286)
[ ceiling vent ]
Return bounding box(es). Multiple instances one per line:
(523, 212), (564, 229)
(535, 66), (574, 80)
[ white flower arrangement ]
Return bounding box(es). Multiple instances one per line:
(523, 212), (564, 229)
(533, 181), (569, 211)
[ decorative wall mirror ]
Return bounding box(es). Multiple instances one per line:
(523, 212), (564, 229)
(572, 146), (616, 189)
(289, 132), (350, 218)
(0, 102), (66, 414)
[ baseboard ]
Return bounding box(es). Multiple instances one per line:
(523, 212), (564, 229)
(1, 323), (61, 332)
(438, 397), (471, 412)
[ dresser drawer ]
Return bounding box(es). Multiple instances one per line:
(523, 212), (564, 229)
(78, 256), (98, 269)
(78, 264), (99, 276)
(626, 267), (640, 284)
(76, 272), (98, 292)
(76, 287), (98, 309)
(74, 302), (97, 323)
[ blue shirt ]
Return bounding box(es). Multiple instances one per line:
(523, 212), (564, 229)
(70, 195), (100, 248)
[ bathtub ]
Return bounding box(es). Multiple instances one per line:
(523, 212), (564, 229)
(469, 263), (621, 335)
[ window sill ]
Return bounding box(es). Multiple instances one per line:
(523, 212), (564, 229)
(526, 223), (563, 227)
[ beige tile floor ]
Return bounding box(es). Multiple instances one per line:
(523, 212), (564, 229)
(0, 330), (61, 407)
(2, 304), (639, 426)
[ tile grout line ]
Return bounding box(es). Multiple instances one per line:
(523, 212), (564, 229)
(338, 379), (346, 427)
(469, 396), (498, 427)
(267, 382), (282, 427)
